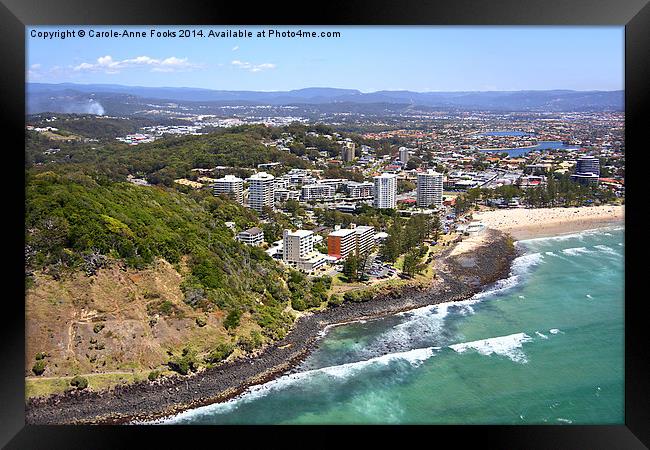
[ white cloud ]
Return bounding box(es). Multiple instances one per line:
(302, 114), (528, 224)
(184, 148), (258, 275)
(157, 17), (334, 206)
(72, 55), (203, 73)
(232, 46), (239, 51)
(231, 60), (276, 73)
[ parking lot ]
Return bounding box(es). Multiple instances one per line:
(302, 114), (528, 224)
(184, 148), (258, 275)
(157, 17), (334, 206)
(365, 255), (397, 280)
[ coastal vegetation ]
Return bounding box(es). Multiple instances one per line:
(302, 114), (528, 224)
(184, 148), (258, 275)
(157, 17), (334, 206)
(454, 174), (619, 214)
(380, 214), (441, 263)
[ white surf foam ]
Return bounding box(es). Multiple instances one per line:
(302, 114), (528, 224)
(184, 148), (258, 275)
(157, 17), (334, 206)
(593, 244), (619, 256)
(549, 328), (562, 335)
(158, 345), (441, 424)
(350, 303), (454, 358)
(518, 226), (623, 244)
(535, 331), (548, 339)
(470, 252), (544, 301)
(448, 332), (533, 363)
(585, 294), (593, 299)
(561, 247), (592, 256)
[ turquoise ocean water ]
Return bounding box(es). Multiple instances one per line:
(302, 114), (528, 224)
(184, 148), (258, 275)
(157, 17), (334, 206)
(162, 226), (624, 425)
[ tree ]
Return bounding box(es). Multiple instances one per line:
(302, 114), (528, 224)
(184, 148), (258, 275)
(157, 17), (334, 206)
(284, 199), (304, 216)
(32, 360), (46, 376)
(430, 214), (442, 241)
(224, 309), (242, 330)
(356, 250), (373, 281)
(406, 156), (423, 170)
(402, 246), (427, 278)
(342, 253), (360, 282)
(454, 195), (471, 215)
(70, 375), (89, 390)
(380, 222), (402, 263)
(397, 179), (416, 194)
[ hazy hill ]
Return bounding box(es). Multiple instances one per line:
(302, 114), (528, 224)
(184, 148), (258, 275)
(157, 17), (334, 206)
(27, 83), (624, 115)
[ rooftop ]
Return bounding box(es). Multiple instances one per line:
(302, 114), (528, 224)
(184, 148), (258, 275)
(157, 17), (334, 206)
(286, 229), (313, 238)
(240, 227), (263, 235)
(249, 171), (275, 181)
(329, 228), (356, 237)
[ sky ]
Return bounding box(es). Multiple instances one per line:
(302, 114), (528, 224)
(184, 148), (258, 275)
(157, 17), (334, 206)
(26, 26), (624, 92)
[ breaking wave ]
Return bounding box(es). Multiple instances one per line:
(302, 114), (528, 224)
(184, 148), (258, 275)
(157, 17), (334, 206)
(518, 226), (623, 245)
(593, 245), (620, 257)
(449, 332), (534, 363)
(158, 345), (440, 424)
(561, 247), (592, 256)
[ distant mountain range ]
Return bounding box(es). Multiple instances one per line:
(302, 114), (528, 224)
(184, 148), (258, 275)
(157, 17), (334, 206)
(27, 83), (624, 115)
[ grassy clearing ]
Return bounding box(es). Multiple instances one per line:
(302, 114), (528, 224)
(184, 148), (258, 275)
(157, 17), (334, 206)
(25, 369), (171, 399)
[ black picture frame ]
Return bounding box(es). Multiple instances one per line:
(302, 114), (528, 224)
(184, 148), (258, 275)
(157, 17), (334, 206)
(1, 0), (647, 447)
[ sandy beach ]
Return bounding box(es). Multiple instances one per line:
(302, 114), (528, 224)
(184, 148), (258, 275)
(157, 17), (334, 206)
(472, 205), (624, 240)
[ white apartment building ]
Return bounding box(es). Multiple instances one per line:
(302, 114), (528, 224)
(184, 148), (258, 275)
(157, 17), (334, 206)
(283, 229), (327, 272)
(373, 173), (398, 209)
(354, 225), (375, 255)
(417, 170), (444, 208)
(248, 172), (275, 213)
(301, 184), (335, 201)
(399, 147), (410, 164)
(286, 168), (315, 186)
(275, 188), (301, 202)
(327, 224), (376, 260)
(236, 227), (265, 246)
(213, 174), (244, 204)
(345, 181), (374, 199)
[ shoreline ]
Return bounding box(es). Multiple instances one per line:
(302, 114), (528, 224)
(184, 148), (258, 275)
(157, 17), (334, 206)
(472, 205), (624, 241)
(25, 229), (517, 425)
(25, 210), (624, 425)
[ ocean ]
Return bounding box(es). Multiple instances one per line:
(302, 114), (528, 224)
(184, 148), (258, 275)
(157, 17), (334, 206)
(161, 226), (624, 425)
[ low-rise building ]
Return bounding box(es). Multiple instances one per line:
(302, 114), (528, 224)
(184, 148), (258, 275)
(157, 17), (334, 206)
(283, 229), (327, 272)
(275, 188), (301, 202)
(237, 227), (265, 246)
(345, 181), (374, 199)
(327, 228), (357, 259)
(301, 184), (335, 201)
(326, 224), (376, 260)
(354, 225), (375, 255)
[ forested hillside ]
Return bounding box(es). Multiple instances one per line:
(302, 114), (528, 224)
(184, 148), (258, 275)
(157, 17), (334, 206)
(26, 124), (312, 185)
(25, 169), (306, 388)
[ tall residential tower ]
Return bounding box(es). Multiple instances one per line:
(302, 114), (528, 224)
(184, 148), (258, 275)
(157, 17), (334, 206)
(373, 173), (397, 209)
(213, 174), (244, 204)
(417, 170), (444, 208)
(247, 172), (275, 213)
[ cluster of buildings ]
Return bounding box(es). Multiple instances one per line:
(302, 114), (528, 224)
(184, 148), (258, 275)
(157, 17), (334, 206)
(194, 113), (623, 274)
(209, 167), (444, 214)
(232, 221), (380, 275)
